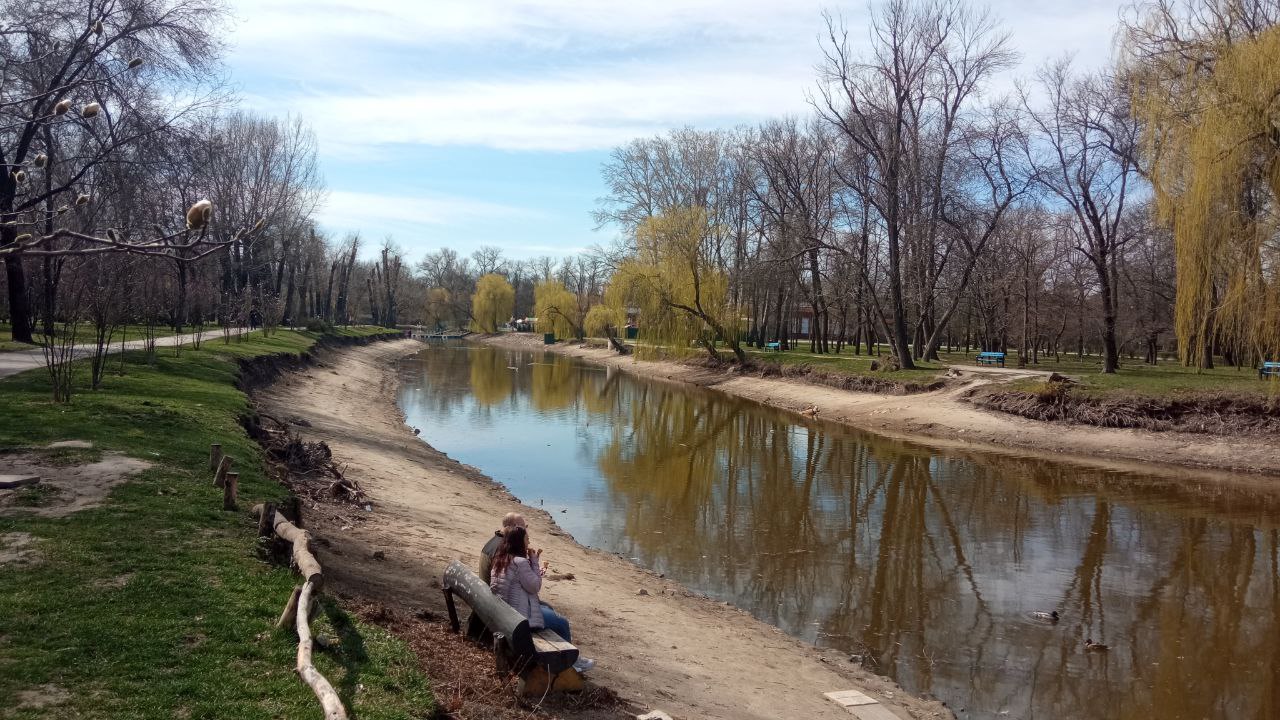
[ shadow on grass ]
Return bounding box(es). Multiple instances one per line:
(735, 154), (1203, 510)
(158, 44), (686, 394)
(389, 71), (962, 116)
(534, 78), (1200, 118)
(323, 598), (373, 714)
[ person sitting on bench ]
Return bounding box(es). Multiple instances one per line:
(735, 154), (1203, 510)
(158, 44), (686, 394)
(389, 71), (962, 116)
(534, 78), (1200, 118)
(479, 512), (526, 585)
(490, 526), (595, 673)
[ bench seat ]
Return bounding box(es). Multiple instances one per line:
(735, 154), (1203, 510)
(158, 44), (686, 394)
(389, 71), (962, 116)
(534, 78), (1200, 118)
(976, 352), (1006, 367)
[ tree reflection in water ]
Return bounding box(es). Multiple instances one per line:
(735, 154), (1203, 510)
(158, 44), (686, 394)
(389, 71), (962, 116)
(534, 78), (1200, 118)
(399, 344), (1280, 720)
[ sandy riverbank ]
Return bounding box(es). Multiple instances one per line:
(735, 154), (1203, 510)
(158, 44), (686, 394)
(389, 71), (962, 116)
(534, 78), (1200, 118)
(255, 339), (948, 720)
(478, 333), (1280, 485)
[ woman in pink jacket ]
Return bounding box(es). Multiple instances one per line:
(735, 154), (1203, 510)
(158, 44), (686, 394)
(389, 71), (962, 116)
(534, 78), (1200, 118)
(490, 526), (595, 673)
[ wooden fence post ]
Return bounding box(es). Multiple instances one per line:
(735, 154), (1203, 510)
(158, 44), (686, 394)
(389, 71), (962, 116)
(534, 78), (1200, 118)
(257, 502), (276, 538)
(214, 455), (233, 488)
(208, 443), (223, 472)
(223, 472), (239, 511)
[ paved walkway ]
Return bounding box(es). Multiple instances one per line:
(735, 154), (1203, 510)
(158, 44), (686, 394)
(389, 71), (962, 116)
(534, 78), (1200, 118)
(0, 328), (251, 380)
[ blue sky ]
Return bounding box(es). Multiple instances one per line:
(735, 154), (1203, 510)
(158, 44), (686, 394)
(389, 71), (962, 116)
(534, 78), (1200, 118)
(223, 0), (1119, 263)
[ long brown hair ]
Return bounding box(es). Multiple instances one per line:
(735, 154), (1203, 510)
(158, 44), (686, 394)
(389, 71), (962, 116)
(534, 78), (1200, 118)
(492, 526), (529, 578)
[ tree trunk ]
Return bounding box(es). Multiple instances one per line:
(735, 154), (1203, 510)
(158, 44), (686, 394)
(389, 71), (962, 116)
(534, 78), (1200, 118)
(1098, 270), (1119, 373)
(4, 256), (32, 343)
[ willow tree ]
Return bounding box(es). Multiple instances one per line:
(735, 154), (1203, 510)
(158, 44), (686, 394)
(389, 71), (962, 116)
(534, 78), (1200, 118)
(423, 287), (452, 330)
(607, 207), (746, 363)
(1128, 11), (1280, 367)
(534, 279), (584, 340)
(470, 273), (513, 333)
(585, 304), (630, 354)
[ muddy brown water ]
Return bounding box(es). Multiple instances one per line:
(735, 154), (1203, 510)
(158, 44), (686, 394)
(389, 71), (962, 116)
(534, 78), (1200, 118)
(397, 343), (1280, 720)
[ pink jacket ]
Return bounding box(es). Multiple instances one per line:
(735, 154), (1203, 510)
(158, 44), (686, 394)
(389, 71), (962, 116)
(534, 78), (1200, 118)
(491, 556), (545, 629)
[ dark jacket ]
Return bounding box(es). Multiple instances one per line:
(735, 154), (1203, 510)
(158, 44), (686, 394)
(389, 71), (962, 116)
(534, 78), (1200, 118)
(479, 530), (503, 585)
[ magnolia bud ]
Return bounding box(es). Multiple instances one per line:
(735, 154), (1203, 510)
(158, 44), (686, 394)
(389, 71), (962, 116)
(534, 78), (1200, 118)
(56, 205), (69, 215)
(128, 58), (143, 69)
(253, 218), (265, 232)
(92, 20), (103, 36)
(186, 199), (213, 229)
(33, 153), (47, 168)
(12, 170), (25, 183)
(53, 99), (71, 115)
(15, 233), (32, 243)
(76, 193), (90, 206)
(81, 102), (101, 119)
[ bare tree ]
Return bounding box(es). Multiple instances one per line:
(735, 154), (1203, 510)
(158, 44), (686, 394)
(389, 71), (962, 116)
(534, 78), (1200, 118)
(816, 0), (1016, 368)
(1022, 61), (1139, 373)
(0, 0), (231, 343)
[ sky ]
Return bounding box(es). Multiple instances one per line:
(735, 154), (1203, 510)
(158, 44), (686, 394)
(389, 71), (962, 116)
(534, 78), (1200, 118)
(223, 0), (1121, 263)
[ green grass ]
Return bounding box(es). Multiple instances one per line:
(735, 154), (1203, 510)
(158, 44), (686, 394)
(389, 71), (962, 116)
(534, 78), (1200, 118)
(735, 343), (1276, 398)
(0, 326), (429, 719)
(932, 349), (1277, 398)
(0, 323), (36, 352)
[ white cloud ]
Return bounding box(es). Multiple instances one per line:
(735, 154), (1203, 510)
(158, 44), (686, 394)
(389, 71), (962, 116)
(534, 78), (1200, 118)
(286, 62), (815, 153)
(319, 189), (539, 232)
(230, 0), (1121, 154)
(228, 0), (825, 51)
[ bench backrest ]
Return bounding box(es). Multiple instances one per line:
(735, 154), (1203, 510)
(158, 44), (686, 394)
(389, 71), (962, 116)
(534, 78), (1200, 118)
(443, 559), (534, 656)
(1265, 362), (1280, 368)
(978, 352), (1005, 357)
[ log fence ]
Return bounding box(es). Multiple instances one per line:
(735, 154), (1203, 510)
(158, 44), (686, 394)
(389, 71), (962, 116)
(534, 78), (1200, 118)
(210, 442), (347, 720)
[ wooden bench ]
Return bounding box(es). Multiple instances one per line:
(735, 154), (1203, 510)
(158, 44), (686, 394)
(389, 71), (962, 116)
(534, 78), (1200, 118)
(976, 351), (1006, 367)
(442, 559), (583, 695)
(765, 342), (782, 352)
(1261, 362), (1280, 379)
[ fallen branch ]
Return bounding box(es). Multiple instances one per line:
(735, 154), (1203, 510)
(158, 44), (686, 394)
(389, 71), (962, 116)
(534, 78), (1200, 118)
(255, 504), (323, 588)
(296, 580), (348, 720)
(252, 503), (346, 719)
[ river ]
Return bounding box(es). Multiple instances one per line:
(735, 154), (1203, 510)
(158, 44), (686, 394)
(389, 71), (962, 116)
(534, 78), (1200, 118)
(396, 342), (1280, 720)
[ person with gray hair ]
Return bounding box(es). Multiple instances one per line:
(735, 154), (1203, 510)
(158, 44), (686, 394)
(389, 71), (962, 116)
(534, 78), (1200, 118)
(479, 512), (526, 584)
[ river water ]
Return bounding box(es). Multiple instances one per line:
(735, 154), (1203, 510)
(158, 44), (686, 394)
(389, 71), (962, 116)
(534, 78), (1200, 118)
(396, 342), (1280, 720)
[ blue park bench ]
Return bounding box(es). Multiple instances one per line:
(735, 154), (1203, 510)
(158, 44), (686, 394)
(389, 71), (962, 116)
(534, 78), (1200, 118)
(976, 351), (1006, 367)
(765, 342), (782, 352)
(1261, 362), (1280, 379)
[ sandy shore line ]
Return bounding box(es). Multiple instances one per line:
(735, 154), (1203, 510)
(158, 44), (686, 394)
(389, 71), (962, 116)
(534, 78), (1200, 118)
(478, 333), (1280, 487)
(255, 339), (948, 720)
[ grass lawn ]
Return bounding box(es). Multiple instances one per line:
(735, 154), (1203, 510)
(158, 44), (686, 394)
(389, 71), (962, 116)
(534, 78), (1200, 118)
(0, 326), (430, 719)
(932, 349), (1277, 398)
(0, 322), (182, 352)
(736, 342), (1276, 398)
(0, 323), (36, 352)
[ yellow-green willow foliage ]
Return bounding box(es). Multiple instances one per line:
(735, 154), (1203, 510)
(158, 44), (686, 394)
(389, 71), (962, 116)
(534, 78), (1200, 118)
(533, 279), (582, 339)
(470, 273), (514, 333)
(424, 287), (452, 329)
(584, 304), (622, 338)
(606, 207), (746, 363)
(1134, 25), (1280, 366)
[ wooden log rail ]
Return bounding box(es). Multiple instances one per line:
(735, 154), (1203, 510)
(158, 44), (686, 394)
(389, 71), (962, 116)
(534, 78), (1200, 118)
(252, 501), (347, 720)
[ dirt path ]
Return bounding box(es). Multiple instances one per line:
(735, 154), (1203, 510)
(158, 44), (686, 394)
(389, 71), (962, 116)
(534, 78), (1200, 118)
(479, 334), (1280, 485)
(256, 340), (948, 720)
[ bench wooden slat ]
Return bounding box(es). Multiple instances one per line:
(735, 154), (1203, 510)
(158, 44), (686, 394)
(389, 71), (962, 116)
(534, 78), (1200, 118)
(532, 629), (579, 673)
